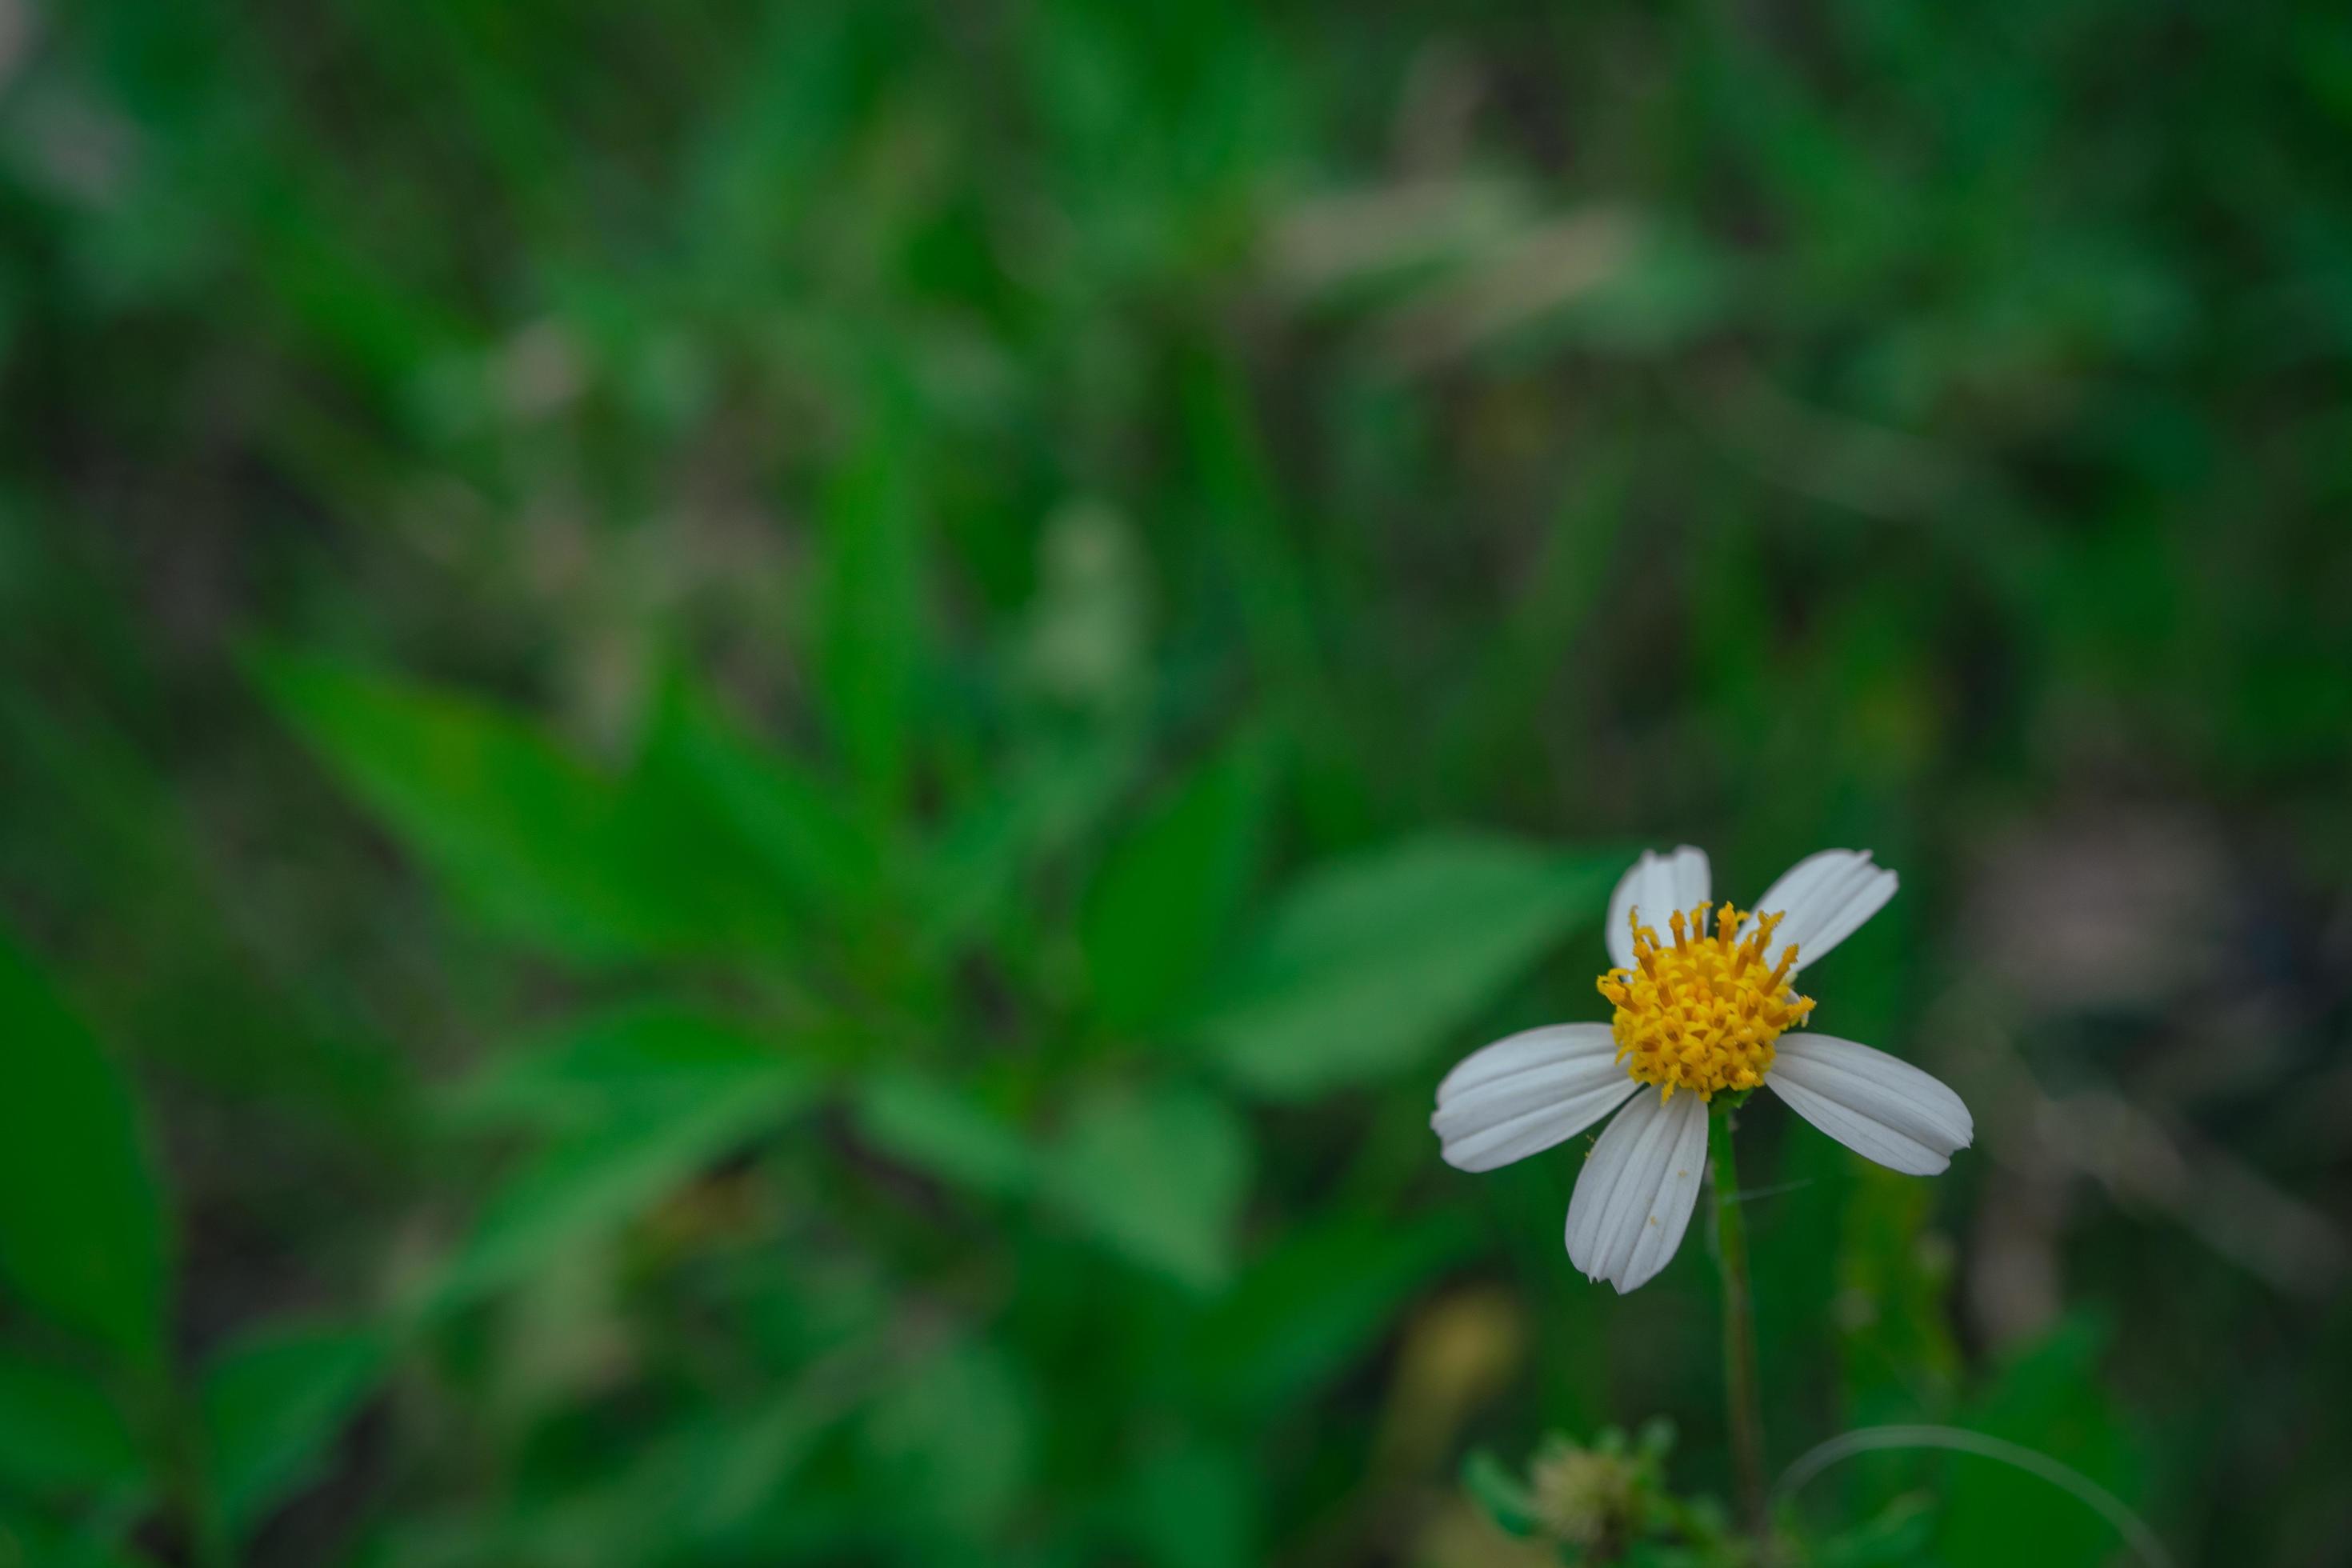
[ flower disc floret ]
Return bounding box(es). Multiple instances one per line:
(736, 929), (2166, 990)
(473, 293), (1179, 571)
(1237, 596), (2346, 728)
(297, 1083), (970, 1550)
(1595, 902), (1814, 1102)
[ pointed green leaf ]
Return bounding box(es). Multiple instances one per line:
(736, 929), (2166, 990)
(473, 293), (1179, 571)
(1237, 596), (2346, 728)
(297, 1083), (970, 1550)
(445, 1002), (802, 1132)
(918, 732), (1141, 956)
(638, 680), (885, 926)
(253, 651), (648, 962)
(0, 1348), (145, 1498)
(426, 1014), (815, 1308)
(258, 653), (819, 966)
(1042, 1085), (1252, 1292)
(0, 936), (170, 1369)
(1461, 1448), (1538, 1538)
(1196, 835), (1614, 1097)
(859, 1338), (1034, 1539)
(1082, 736), (1270, 1033)
(201, 1321), (386, 1542)
(814, 417), (927, 815)
(852, 1071), (1037, 1198)
(0, 1503), (158, 1568)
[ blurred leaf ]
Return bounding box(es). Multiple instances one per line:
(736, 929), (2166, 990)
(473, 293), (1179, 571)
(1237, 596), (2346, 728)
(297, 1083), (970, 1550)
(0, 691), (407, 1131)
(201, 1320), (386, 1542)
(1817, 1491), (1938, 1567)
(430, 1106), (794, 1310)
(0, 1348), (145, 1498)
(853, 1070), (1037, 1198)
(1188, 1214), (1471, 1412)
(676, 1392), (850, 1542)
(1082, 734), (1270, 1034)
(1461, 1448), (1538, 1538)
(0, 935), (170, 1370)
(1837, 1166), (1961, 1422)
(259, 653), (827, 968)
(252, 650), (656, 962)
(1126, 1442), (1258, 1568)
(919, 731), (1142, 955)
(861, 1338), (1034, 1540)
(638, 680), (886, 927)
(427, 1013), (815, 1306)
(605, 746), (806, 963)
(814, 410), (928, 817)
(1196, 835), (1615, 1097)
(1938, 1316), (2142, 1568)
(1172, 346), (1326, 722)
(0, 1505), (157, 1568)
(507, 1389), (854, 1562)
(446, 1002), (802, 1132)
(1042, 1084), (1252, 1293)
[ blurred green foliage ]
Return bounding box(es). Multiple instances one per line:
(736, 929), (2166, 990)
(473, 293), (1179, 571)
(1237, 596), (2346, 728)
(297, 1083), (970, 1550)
(3, 0), (2350, 1562)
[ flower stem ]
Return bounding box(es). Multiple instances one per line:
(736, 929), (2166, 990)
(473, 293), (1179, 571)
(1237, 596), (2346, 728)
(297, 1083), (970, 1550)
(1708, 1103), (1768, 1543)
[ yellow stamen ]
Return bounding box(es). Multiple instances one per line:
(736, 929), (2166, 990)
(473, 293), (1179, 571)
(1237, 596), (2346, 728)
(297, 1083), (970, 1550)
(1595, 902), (1814, 1102)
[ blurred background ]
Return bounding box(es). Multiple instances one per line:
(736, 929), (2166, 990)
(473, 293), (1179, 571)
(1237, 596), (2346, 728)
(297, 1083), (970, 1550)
(2, 0), (2350, 1563)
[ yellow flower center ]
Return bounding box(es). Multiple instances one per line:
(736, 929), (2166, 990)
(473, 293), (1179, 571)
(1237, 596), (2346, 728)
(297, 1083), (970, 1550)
(1595, 902), (1814, 1102)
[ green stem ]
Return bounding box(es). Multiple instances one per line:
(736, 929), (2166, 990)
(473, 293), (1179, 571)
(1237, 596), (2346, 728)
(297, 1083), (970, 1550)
(1709, 1103), (1767, 1544)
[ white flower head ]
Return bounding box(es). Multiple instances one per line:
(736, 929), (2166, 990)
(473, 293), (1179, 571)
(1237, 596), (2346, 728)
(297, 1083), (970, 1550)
(1432, 846), (1971, 1294)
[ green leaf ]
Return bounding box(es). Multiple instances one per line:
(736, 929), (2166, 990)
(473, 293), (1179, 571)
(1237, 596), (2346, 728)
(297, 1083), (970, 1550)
(1187, 1214), (1472, 1412)
(0, 1348), (145, 1498)
(1818, 1491), (1938, 1567)
(259, 652), (831, 966)
(1195, 835), (1614, 1097)
(852, 1071), (1037, 1198)
(814, 413), (927, 815)
(502, 1390), (853, 1560)
(671, 1392), (848, 1542)
(0, 1504), (158, 1568)
(860, 1338), (1035, 1540)
(637, 679), (886, 927)
(1082, 736), (1270, 1034)
(604, 735), (808, 963)
(1938, 1316), (2144, 1568)
(200, 1321), (386, 1542)
(445, 1002), (805, 1132)
(430, 1098), (801, 1310)
(1126, 1442), (1258, 1568)
(253, 650), (651, 962)
(425, 1010), (816, 1307)
(1461, 1448), (1538, 1538)
(1837, 1165), (1961, 1419)
(1042, 1084), (1252, 1293)
(0, 935), (170, 1370)
(918, 732), (1142, 957)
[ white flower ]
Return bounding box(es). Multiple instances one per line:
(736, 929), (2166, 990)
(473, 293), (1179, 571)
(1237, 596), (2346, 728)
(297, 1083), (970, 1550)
(1431, 846), (1971, 1294)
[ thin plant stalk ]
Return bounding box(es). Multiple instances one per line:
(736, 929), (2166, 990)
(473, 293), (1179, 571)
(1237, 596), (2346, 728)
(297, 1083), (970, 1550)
(1774, 1425), (2172, 1568)
(1708, 1103), (1767, 1541)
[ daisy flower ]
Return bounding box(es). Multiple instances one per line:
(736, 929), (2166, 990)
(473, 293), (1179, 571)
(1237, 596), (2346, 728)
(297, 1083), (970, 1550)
(1432, 846), (1972, 1293)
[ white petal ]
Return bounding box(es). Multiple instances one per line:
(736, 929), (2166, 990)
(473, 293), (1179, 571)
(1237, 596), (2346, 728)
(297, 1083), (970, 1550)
(1766, 1033), (1972, 1176)
(1433, 1025), (1637, 1173)
(1740, 849), (1896, 970)
(1563, 1085), (1710, 1293)
(1605, 846), (1711, 969)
